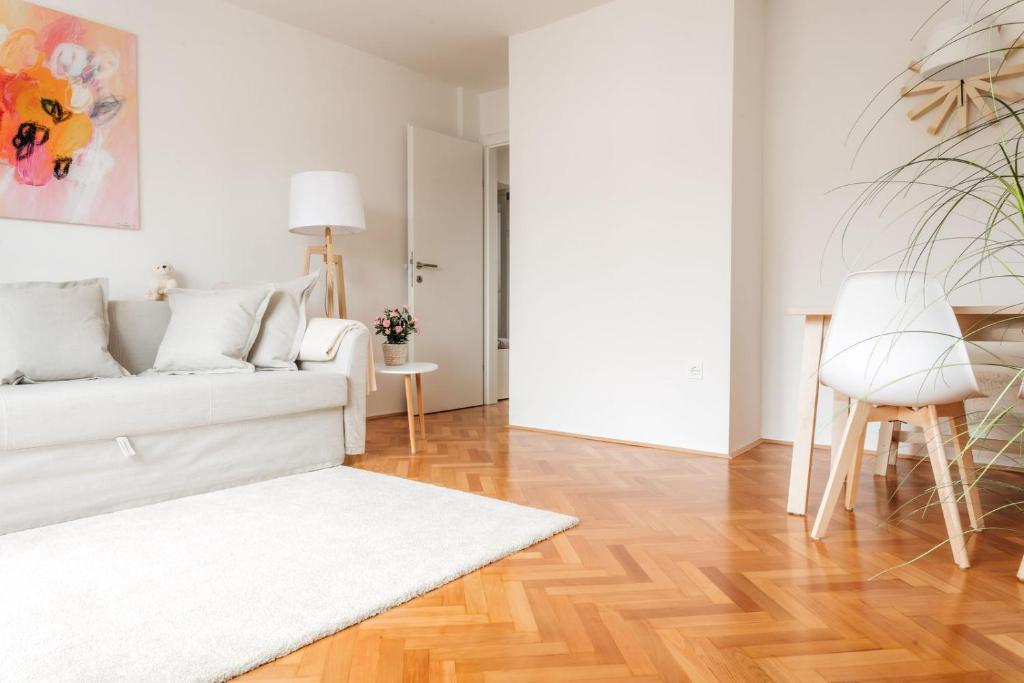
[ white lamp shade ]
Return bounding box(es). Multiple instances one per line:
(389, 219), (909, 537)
(919, 18), (999, 81)
(289, 171), (367, 236)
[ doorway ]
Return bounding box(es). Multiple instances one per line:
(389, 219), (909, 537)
(484, 143), (510, 405)
(497, 150), (510, 401)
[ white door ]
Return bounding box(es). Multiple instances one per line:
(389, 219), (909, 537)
(407, 125), (484, 413)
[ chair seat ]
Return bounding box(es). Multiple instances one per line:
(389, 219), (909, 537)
(843, 384), (981, 409)
(0, 371), (347, 451)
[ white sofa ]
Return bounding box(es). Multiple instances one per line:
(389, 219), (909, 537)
(0, 300), (368, 535)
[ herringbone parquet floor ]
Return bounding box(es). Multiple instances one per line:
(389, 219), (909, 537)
(237, 403), (1024, 682)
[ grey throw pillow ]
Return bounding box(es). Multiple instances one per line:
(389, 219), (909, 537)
(0, 279), (127, 385)
(152, 287), (274, 374)
(216, 273), (318, 370)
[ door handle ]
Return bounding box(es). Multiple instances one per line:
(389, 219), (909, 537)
(416, 261), (438, 270)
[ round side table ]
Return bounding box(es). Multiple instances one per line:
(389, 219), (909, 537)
(375, 362), (438, 454)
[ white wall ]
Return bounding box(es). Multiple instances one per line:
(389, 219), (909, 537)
(729, 0), (765, 452)
(509, 0), (742, 454)
(762, 0), (1023, 445)
(478, 87), (510, 141)
(458, 86), (481, 140)
(0, 0), (463, 416)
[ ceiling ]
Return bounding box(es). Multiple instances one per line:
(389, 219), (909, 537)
(224, 0), (613, 91)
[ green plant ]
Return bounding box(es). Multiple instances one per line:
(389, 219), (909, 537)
(841, 1), (1024, 568)
(373, 305), (418, 344)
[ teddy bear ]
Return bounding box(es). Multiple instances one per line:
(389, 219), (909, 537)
(145, 264), (179, 301)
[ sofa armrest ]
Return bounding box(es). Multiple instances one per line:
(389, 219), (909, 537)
(298, 318), (369, 455)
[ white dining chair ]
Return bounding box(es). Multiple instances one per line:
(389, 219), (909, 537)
(811, 270), (984, 569)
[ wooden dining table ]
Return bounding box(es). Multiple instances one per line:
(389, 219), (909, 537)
(785, 305), (1024, 516)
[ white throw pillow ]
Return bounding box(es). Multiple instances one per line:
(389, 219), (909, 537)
(0, 279), (127, 384)
(152, 287), (273, 374)
(216, 273), (318, 370)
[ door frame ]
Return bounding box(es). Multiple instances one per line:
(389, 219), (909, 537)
(483, 135), (509, 405)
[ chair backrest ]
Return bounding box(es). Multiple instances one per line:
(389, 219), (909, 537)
(108, 300), (171, 374)
(819, 270), (979, 408)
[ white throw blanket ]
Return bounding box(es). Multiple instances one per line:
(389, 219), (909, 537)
(299, 319), (377, 392)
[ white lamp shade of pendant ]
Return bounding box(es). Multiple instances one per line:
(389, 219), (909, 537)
(289, 171), (367, 236)
(919, 18), (1000, 81)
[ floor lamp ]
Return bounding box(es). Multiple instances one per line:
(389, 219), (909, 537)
(289, 171), (366, 319)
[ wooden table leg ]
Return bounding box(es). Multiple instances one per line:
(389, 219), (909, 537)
(415, 373), (426, 440)
(788, 315), (826, 516)
(404, 375), (417, 454)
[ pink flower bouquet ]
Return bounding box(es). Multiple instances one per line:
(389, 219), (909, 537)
(373, 305), (418, 344)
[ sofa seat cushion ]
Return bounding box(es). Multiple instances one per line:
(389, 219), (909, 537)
(0, 371), (347, 451)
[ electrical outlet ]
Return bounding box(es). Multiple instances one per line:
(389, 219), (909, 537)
(687, 362), (703, 380)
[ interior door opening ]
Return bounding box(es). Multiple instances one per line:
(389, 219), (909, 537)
(497, 150), (510, 401)
(484, 143), (510, 406)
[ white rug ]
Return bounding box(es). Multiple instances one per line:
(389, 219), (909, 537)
(0, 467), (578, 683)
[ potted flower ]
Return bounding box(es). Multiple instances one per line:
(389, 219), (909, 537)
(373, 305), (418, 366)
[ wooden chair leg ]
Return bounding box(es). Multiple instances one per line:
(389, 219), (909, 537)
(888, 421), (901, 465)
(832, 392), (850, 468)
(923, 405), (970, 569)
(874, 421), (895, 476)
(1018, 555), (1024, 581)
(811, 400), (870, 540)
(845, 426), (866, 510)
(948, 403), (983, 531)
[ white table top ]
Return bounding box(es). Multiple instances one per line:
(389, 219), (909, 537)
(375, 362), (439, 375)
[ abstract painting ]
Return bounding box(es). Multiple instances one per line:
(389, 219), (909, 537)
(0, 0), (138, 229)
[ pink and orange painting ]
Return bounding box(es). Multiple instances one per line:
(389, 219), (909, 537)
(0, 0), (138, 229)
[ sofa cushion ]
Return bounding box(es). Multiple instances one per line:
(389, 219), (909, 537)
(0, 279), (127, 385)
(152, 286), (273, 375)
(217, 274), (319, 371)
(0, 371), (346, 451)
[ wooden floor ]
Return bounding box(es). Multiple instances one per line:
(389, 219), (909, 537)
(238, 403), (1024, 682)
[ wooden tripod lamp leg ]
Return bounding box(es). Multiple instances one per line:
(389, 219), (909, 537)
(324, 228), (337, 318)
(320, 227), (347, 319)
(335, 254), (347, 319)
